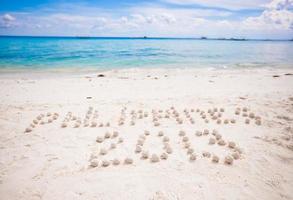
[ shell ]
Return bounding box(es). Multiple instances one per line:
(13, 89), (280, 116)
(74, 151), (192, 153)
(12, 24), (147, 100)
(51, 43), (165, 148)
(189, 153), (197, 161)
(110, 143), (116, 149)
(228, 141), (236, 148)
(100, 148), (107, 155)
(96, 136), (104, 143)
(150, 154), (160, 163)
(202, 151), (211, 158)
(112, 159), (120, 165)
(90, 159), (99, 168)
(135, 145), (142, 153)
(179, 131), (186, 137)
(124, 158), (133, 164)
(158, 131), (164, 137)
(104, 132), (111, 139)
(166, 147), (173, 154)
(225, 156), (233, 165)
(163, 136), (170, 142)
(141, 151), (149, 159)
(209, 138), (216, 145)
(187, 148), (194, 154)
(212, 155), (219, 163)
(195, 131), (202, 137)
(102, 160), (110, 167)
(160, 153), (168, 160)
(218, 139), (226, 146)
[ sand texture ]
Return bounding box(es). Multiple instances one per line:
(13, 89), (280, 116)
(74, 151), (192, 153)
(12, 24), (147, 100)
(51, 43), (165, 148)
(0, 68), (293, 200)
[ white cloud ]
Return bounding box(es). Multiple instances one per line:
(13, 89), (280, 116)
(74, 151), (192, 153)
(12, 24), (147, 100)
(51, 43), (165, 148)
(0, 0), (292, 39)
(243, 0), (293, 30)
(0, 13), (16, 28)
(2, 14), (15, 22)
(162, 0), (271, 10)
(266, 0), (293, 9)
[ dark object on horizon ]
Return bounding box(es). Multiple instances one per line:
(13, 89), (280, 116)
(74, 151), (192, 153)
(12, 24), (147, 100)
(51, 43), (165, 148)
(272, 75), (280, 78)
(143, 36), (147, 39)
(97, 74), (105, 77)
(216, 38), (247, 41)
(217, 38), (227, 40)
(284, 73), (293, 76)
(201, 37), (207, 40)
(229, 38), (246, 41)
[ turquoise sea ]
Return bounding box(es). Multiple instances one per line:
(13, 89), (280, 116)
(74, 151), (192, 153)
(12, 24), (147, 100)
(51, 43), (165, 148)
(0, 36), (292, 71)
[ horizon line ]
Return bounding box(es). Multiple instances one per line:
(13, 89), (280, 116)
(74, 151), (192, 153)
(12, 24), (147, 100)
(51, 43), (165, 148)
(0, 35), (292, 42)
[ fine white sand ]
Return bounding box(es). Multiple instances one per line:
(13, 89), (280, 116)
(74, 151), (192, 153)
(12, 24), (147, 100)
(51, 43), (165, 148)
(0, 68), (293, 200)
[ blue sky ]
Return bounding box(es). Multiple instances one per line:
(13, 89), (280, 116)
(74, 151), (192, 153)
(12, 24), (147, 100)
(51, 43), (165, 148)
(0, 0), (292, 39)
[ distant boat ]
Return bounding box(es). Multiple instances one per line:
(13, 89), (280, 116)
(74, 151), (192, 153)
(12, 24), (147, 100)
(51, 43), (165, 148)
(143, 36), (148, 39)
(229, 38), (246, 41)
(216, 38), (227, 40)
(200, 37), (207, 40)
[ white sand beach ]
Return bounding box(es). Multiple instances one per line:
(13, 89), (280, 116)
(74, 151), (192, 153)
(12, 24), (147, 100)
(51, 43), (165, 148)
(0, 68), (293, 200)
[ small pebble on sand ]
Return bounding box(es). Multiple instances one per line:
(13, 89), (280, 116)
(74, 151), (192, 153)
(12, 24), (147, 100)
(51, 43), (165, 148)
(25, 127), (32, 133)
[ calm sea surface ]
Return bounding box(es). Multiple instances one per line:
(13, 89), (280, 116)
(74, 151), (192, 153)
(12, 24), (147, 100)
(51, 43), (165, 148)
(0, 36), (292, 71)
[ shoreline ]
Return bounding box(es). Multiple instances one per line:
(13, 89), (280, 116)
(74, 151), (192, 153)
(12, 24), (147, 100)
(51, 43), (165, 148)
(0, 65), (293, 79)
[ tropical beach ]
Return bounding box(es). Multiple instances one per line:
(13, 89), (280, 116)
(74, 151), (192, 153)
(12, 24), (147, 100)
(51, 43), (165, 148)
(0, 67), (293, 200)
(1, 0), (293, 200)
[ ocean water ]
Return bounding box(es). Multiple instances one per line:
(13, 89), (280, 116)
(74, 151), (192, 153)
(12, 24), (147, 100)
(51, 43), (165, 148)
(0, 36), (292, 71)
